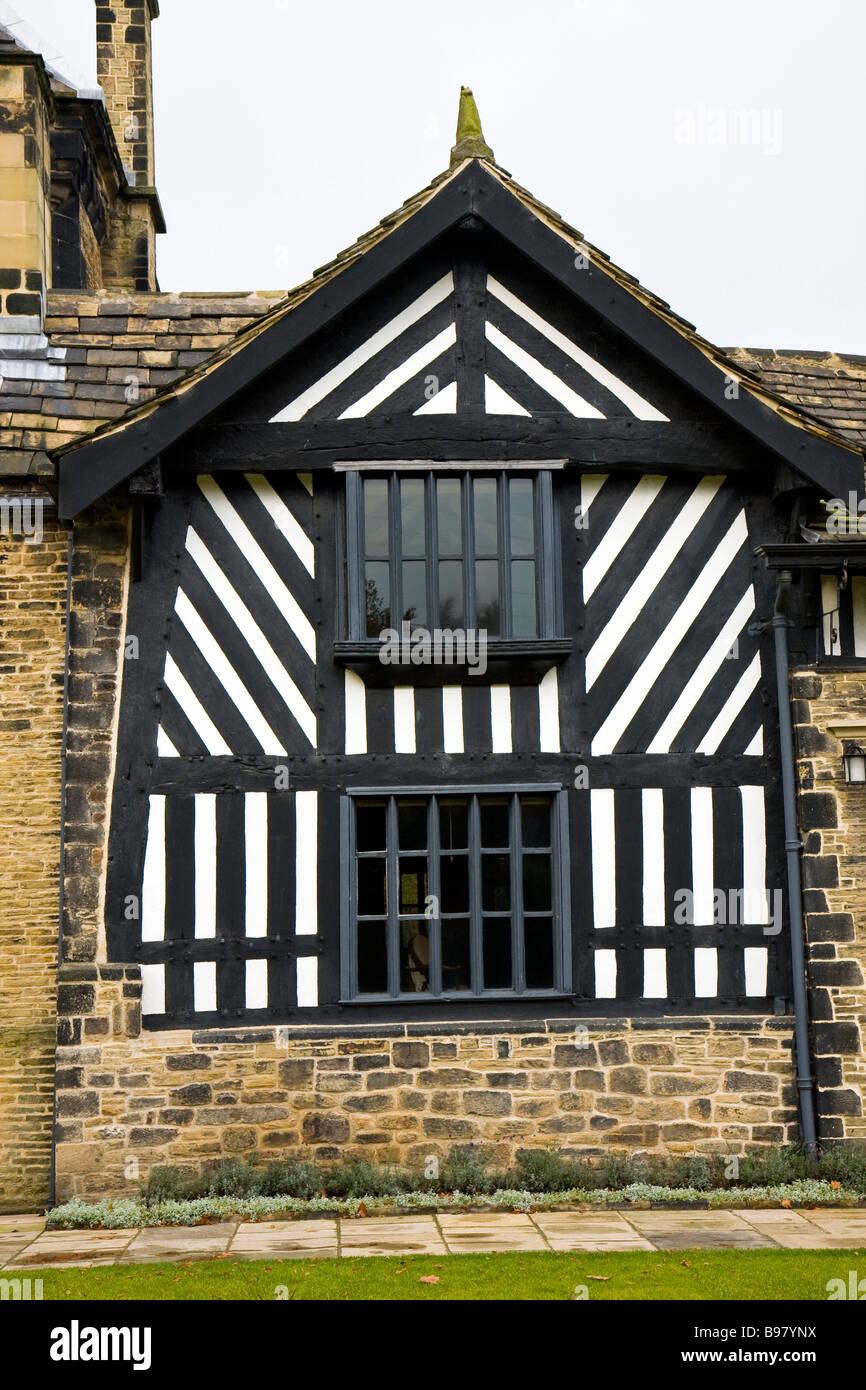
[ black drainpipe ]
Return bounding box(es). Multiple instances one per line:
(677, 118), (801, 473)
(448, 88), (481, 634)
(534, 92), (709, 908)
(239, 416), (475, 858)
(771, 568), (818, 1157)
(49, 522), (73, 1209)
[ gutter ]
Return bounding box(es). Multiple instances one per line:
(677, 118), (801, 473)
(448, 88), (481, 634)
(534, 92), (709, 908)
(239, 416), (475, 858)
(771, 569), (818, 1157)
(49, 521), (73, 1209)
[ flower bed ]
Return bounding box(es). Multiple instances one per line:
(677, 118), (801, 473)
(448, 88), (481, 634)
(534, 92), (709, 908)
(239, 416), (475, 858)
(45, 1180), (865, 1229)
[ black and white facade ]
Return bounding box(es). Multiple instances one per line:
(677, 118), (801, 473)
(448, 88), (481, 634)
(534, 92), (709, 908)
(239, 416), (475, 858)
(70, 157), (862, 1032)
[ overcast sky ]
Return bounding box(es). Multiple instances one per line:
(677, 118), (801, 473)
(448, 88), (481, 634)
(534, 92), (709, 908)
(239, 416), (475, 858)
(13, 0), (866, 350)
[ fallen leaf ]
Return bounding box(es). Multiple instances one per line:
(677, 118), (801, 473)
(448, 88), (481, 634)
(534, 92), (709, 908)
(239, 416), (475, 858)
(681, 1260), (692, 1268)
(419, 1275), (440, 1284)
(587, 1275), (612, 1282)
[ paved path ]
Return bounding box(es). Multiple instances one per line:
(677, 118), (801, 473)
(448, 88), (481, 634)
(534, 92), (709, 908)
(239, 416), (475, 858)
(2, 1208), (865, 1268)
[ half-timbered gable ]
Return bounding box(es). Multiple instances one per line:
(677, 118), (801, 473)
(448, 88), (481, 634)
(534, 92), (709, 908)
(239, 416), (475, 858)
(5, 39), (866, 1206)
(56, 93), (861, 1046)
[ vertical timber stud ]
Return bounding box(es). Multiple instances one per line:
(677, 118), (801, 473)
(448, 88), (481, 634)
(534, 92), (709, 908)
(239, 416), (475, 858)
(773, 569), (818, 1155)
(453, 249), (486, 415)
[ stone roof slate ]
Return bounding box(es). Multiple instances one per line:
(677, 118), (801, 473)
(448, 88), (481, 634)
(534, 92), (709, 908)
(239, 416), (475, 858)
(723, 349), (866, 448)
(0, 290), (286, 474)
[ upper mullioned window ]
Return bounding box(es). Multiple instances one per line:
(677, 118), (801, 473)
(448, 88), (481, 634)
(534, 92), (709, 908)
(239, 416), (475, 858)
(340, 468), (561, 650)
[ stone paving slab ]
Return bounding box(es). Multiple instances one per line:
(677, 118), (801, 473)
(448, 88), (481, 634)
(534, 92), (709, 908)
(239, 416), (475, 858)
(5, 1231), (136, 1268)
(731, 1208), (813, 1227)
(232, 1219), (338, 1249)
(532, 1213), (655, 1251)
(645, 1232), (776, 1250)
(339, 1217), (446, 1256)
(0, 1236), (35, 1261)
(761, 1232), (866, 1250)
(437, 1212), (542, 1229)
(436, 1214), (547, 1253)
(230, 1221), (339, 1261)
(627, 1211), (748, 1229)
(798, 1213), (866, 1233)
(123, 1224), (236, 1265)
(0, 1214), (45, 1234)
(3, 1208), (866, 1267)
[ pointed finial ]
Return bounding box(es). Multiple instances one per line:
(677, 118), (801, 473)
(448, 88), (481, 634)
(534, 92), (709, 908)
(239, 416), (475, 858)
(450, 86), (495, 166)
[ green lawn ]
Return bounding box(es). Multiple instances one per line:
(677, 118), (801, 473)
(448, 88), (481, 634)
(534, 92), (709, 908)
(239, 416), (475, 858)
(28, 1248), (863, 1301)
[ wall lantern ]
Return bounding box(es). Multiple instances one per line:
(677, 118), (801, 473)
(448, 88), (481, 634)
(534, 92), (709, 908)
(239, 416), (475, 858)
(843, 742), (866, 783)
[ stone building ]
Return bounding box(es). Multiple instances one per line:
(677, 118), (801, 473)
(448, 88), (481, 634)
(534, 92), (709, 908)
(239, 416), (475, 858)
(1, 3), (864, 1212)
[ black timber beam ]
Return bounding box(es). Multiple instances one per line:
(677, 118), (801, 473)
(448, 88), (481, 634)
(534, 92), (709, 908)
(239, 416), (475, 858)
(177, 419), (755, 471)
(150, 751), (769, 795)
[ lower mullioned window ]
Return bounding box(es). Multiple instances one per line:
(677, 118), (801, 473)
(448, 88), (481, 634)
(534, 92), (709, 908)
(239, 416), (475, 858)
(340, 786), (570, 1001)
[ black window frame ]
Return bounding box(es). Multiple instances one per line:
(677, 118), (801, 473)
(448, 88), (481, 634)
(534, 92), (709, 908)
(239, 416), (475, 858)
(340, 784), (571, 1003)
(342, 467), (562, 643)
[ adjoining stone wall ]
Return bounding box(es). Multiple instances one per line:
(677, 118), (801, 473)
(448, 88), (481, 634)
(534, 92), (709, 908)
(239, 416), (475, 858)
(0, 58), (51, 325)
(0, 494), (127, 1212)
(53, 970), (798, 1202)
(792, 670), (866, 1142)
(0, 484), (65, 1212)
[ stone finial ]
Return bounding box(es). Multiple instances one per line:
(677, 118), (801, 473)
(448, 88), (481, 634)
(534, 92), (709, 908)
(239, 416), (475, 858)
(449, 86), (495, 166)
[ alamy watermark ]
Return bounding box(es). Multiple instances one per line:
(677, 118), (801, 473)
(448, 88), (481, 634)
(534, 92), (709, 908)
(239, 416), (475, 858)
(826, 1270), (866, 1300)
(49, 1322), (151, 1370)
(825, 493), (866, 535)
(673, 887), (783, 935)
(378, 621), (488, 676)
(0, 495), (44, 544)
(674, 104), (783, 156)
(1, 1277), (43, 1300)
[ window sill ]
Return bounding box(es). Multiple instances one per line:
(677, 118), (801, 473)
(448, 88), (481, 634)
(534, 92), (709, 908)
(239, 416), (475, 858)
(332, 639), (572, 686)
(340, 990), (570, 1005)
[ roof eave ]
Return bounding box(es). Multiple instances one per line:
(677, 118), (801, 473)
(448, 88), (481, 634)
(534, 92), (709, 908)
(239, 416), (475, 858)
(55, 160), (864, 517)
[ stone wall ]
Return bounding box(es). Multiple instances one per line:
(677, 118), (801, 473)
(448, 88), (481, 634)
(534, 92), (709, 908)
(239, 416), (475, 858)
(792, 669), (866, 1143)
(0, 483), (65, 1212)
(53, 970), (798, 1202)
(0, 57), (51, 326)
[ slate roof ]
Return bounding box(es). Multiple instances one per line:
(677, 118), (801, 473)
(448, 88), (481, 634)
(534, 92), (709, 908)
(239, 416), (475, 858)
(1, 140), (863, 482)
(723, 349), (866, 448)
(0, 291), (286, 475)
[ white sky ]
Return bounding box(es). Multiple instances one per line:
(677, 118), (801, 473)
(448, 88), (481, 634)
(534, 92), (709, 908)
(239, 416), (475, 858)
(14, 0), (866, 351)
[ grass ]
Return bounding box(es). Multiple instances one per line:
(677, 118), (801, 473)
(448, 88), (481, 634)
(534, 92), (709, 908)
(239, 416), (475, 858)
(26, 1248), (864, 1301)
